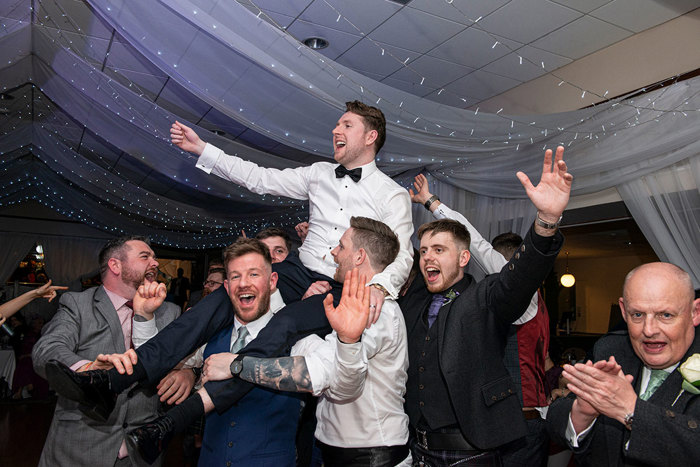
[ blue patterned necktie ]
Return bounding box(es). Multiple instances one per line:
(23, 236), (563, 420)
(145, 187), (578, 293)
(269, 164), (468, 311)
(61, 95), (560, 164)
(427, 294), (445, 328)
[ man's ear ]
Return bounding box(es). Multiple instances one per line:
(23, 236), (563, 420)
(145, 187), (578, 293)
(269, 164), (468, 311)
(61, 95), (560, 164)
(107, 257), (121, 276)
(691, 298), (700, 327)
(459, 249), (470, 268)
(619, 297), (628, 324)
(364, 129), (378, 147)
(223, 279), (230, 295)
(355, 248), (367, 267)
(269, 271), (278, 292)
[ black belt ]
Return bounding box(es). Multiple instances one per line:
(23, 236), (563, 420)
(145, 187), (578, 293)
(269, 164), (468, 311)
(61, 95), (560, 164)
(410, 427), (482, 452)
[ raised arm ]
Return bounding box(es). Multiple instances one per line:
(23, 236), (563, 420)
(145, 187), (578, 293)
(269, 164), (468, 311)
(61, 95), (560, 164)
(410, 174), (537, 324)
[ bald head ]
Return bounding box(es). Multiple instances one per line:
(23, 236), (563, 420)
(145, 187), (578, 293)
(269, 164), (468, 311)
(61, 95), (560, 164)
(620, 262), (700, 370)
(623, 262), (694, 305)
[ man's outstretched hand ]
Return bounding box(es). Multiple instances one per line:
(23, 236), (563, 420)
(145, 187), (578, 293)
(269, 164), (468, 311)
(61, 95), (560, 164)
(323, 268), (369, 344)
(170, 121), (206, 156)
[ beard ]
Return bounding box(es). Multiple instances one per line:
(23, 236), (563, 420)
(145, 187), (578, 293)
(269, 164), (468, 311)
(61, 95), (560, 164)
(121, 263), (148, 290)
(233, 287), (271, 324)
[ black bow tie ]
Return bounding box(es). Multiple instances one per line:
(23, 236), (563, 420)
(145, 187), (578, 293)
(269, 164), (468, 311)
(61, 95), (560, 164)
(335, 165), (362, 183)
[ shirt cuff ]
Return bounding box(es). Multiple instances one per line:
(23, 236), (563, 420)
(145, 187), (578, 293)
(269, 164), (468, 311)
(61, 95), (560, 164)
(132, 318), (158, 348)
(195, 143), (221, 174)
(70, 360), (91, 371)
(566, 413), (596, 448)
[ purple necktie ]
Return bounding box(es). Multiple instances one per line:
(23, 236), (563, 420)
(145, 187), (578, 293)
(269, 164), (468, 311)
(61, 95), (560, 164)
(427, 294), (445, 328)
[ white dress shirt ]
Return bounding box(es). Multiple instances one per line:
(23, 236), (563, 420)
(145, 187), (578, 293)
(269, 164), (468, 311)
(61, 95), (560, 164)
(432, 203), (537, 324)
(291, 299), (409, 448)
(196, 143), (414, 298)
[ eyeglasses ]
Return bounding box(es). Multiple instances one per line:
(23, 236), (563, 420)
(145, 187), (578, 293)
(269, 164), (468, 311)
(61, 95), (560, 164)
(203, 280), (223, 287)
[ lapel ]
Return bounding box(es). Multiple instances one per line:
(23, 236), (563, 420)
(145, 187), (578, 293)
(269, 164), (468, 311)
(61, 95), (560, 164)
(94, 286), (127, 353)
(203, 323), (235, 359)
(403, 282), (432, 337)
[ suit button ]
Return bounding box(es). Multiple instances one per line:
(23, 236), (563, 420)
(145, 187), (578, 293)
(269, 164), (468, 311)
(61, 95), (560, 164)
(501, 392), (506, 397)
(508, 389), (513, 394)
(492, 396), (497, 401)
(665, 410), (675, 418)
(425, 336), (430, 341)
(226, 462), (231, 467)
(421, 352), (426, 357)
(419, 366), (424, 372)
(688, 420), (698, 429)
(508, 264), (514, 271)
(521, 245), (526, 252)
(419, 401), (424, 407)
(228, 441), (233, 448)
(123, 422), (128, 429)
(419, 384), (424, 390)
(514, 252), (520, 259)
(230, 421), (236, 427)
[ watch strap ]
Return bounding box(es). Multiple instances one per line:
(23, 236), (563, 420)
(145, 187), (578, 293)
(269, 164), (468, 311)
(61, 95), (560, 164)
(535, 212), (562, 230)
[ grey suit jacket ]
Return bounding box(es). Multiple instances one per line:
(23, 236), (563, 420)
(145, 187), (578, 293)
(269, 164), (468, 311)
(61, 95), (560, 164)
(33, 286), (180, 467)
(547, 330), (700, 466)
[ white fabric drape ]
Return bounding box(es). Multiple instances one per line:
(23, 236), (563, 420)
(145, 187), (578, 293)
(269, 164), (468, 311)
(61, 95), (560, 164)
(0, 233), (38, 284)
(617, 156), (700, 288)
(40, 236), (105, 291)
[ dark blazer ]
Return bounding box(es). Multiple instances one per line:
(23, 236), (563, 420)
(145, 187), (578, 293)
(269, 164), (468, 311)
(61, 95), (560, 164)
(400, 227), (562, 450)
(198, 323), (303, 467)
(547, 330), (700, 466)
(33, 286), (180, 466)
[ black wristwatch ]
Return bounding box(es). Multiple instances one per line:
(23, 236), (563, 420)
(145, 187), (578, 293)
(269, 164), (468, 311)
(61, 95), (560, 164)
(229, 354), (246, 377)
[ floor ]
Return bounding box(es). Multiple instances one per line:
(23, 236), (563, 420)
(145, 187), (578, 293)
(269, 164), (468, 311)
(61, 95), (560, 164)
(0, 397), (187, 467)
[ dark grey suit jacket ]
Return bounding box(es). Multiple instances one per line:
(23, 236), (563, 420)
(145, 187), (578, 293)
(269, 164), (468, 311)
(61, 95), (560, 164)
(400, 227), (563, 450)
(547, 330), (700, 466)
(33, 286), (180, 467)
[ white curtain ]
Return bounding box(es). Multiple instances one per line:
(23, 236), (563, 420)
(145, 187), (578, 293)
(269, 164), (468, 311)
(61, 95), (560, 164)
(0, 233), (38, 284)
(617, 156), (700, 288)
(40, 236), (106, 291)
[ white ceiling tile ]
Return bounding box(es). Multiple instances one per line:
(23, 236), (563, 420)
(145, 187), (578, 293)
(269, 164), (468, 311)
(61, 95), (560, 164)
(388, 54), (475, 88)
(446, 69), (522, 101)
(263, 12), (296, 29)
(286, 19), (361, 60)
(590, 0), (700, 33)
(298, 0), (401, 36)
(482, 45), (572, 81)
(336, 39), (421, 77)
(408, 0), (510, 26)
(235, 0), (313, 18)
(476, 0), (582, 43)
(380, 76), (437, 98)
(550, 0), (612, 13)
(368, 7), (466, 54)
(423, 88), (480, 108)
(429, 27), (521, 68)
(530, 15), (631, 59)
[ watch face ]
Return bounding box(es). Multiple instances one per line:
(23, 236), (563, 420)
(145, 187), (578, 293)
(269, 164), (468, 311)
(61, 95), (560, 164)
(231, 360), (244, 375)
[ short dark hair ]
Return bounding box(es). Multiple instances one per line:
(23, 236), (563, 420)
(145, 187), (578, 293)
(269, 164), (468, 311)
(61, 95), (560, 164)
(491, 232), (522, 260)
(345, 100), (386, 155)
(222, 238), (272, 274)
(417, 219), (471, 251)
(208, 268), (226, 281)
(98, 235), (151, 278)
(349, 217), (399, 271)
(255, 227), (291, 252)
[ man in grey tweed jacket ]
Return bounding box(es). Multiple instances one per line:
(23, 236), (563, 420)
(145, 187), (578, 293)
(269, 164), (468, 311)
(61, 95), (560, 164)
(33, 236), (185, 467)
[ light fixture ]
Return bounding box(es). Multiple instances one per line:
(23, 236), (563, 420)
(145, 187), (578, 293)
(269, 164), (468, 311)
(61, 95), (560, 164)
(560, 251), (575, 288)
(36, 244), (44, 254)
(303, 37), (328, 50)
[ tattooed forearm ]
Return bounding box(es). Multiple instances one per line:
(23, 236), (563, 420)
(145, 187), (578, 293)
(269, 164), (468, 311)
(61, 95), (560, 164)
(238, 356), (313, 393)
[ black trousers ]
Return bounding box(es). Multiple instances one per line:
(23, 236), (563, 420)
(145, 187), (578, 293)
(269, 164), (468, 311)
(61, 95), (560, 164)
(317, 440), (409, 467)
(135, 253), (342, 412)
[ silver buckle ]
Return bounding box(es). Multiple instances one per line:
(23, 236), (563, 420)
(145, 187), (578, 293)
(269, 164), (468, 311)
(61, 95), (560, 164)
(416, 428), (429, 450)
